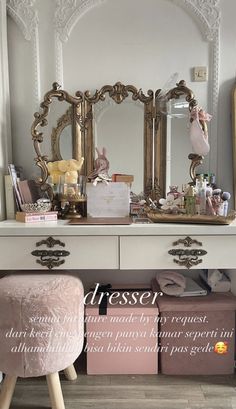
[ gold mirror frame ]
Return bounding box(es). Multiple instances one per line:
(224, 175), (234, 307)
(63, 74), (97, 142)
(83, 81), (154, 196)
(232, 81), (236, 208)
(51, 107), (72, 161)
(154, 80), (200, 198)
(31, 82), (84, 199)
(31, 80), (203, 201)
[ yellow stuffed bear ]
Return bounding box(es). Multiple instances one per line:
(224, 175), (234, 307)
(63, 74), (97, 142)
(47, 158), (84, 184)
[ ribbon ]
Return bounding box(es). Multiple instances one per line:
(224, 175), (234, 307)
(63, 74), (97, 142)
(89, 284), (151, 315)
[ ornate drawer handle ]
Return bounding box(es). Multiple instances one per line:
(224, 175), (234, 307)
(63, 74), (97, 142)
(31, 250), (70, 258)
(172, 236), (202, 247)
(35, 236), (65, 248)
(168, 249), (207, 257)
(31, 236), (70, 269)
(168, 236), (207, 269)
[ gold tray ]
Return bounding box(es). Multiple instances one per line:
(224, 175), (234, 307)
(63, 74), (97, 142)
(146, 210), (236, 225)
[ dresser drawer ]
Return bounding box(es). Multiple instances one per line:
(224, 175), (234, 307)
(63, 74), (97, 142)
(120, 236), (236, 269)
(0, 236), (118, 270)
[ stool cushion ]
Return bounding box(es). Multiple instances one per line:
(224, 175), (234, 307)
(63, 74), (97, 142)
(0, 273), (84, 377)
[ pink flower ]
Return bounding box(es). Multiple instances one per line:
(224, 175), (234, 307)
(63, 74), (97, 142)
(190, 106), (212, 122)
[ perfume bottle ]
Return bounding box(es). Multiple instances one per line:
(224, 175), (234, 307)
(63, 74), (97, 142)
(185, 186), (196, 215)
(167, 185), (180, 199)
(209, 173), (217, 189)
(196, 175), (207, 215)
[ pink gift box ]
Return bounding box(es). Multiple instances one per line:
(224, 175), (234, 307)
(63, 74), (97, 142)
(85, 284), (159, 375)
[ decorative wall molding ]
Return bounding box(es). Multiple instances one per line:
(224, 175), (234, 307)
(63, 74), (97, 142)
(54, 0), (221, 175)
(172, 0), (220, 42)
(54, 0), (106, 42)
(6, 0), (41, 106)
(54, 0), (106, 86)
(54, 31), (64, 87)
(7, 0), (38, 40)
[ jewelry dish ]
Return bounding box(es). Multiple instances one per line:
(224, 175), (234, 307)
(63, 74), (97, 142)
(20, 202), (52, 213)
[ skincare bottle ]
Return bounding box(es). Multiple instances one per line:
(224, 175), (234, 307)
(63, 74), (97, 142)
(206, 187), (216, 215)
(221, 192), (231, 217)
(195, 197), (201, 215)
(167, 185), (180, 199)
(209, 173), (217, 189)
(185, 186), (196, 215)
(196, 176), (207, 215)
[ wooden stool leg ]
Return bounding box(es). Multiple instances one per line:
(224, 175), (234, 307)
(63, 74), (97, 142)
(46, 372), (65, 409)
(63, 364), (77, 381)
(0, 375), (17, 409)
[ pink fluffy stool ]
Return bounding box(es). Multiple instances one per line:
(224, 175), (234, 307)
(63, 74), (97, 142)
(0, 273), (84, 409)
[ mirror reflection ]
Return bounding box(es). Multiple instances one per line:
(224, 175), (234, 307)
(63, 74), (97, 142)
(166, 97), (192, 193)
(93, 97), (144, 194)
(58, 124), (73, 160)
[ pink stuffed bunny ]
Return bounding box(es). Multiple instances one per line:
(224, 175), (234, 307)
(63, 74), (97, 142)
(88, 147), (111, 184)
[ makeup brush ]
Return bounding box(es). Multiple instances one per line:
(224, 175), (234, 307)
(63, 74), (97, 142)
(206, 188), (215, 215)
(221, 191), (231, 201)
(221, 192), (231, 216)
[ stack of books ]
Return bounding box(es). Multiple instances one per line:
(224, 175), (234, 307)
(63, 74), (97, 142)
(16, 211), (58, 223)
(6, 164), (56, 223)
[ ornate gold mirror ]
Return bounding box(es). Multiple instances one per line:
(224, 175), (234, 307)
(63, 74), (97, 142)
(154, 80), (202, 197)
(31, 80), (203, 201)
(82, 82), (154, 196)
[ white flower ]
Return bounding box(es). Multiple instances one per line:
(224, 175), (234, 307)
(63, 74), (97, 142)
(159, 194), (182, 212)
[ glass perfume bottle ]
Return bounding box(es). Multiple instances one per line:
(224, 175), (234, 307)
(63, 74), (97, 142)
(196, 175), (207, 215)
(185, 186), (196, 215)
(167, 185), (180, 199)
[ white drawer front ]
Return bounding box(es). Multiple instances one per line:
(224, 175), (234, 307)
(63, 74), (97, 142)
(0, 236), (118, 270)
(120, 236), (236, 269)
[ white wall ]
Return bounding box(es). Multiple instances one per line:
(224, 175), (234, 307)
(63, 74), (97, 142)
(4, 0), (236, 202)
(6, 0), (210, 178)
(217, 0), (236, 202)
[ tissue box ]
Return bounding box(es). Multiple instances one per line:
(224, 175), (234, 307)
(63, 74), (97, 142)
(151, 279), (236, 375)
(86, 182), (130, 217)
(85, 284), (159, 374)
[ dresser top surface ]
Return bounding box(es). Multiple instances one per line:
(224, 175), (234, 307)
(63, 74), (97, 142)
(0, 219), (236, 236)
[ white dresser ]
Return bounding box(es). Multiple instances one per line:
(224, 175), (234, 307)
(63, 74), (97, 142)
(0, 220), (236, 274)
